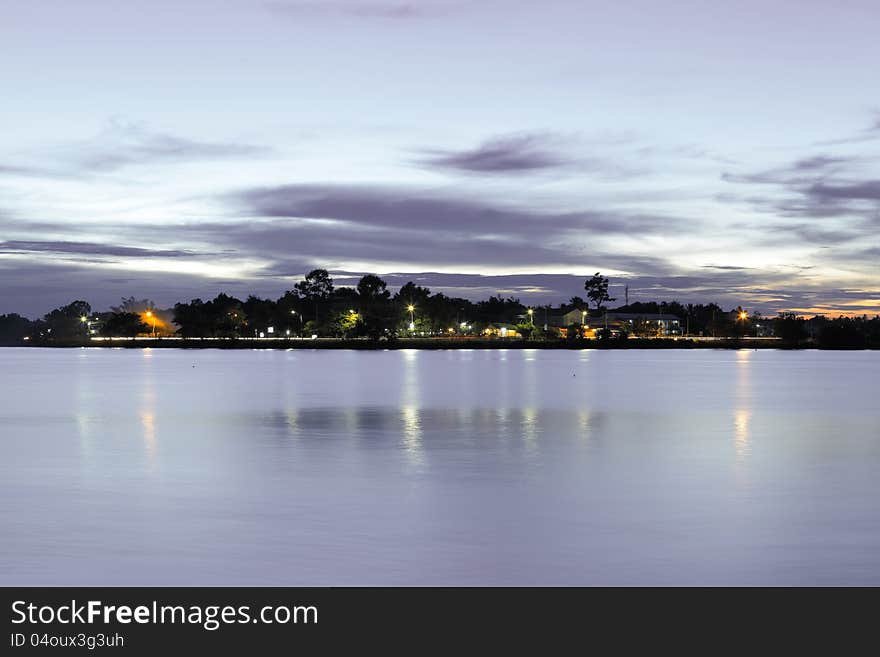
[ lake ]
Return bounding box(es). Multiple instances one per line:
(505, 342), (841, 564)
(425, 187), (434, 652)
(1, 347), (878, 585)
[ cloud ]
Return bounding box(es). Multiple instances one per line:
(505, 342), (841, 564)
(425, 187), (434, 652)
(814, 113), (880, 146)
(71, 121), (272, 172)
(7, 257), (876, 320)
(791, 155), (851, 171)
(0, 260), (285, 318)
(418, 133), (571, 174)
(722, 153), (880, 224)
(721, 153), (856, 186)
(0, 240), (202, 259)
(233, 183), (683, 237)
(806, 180), (880, 202)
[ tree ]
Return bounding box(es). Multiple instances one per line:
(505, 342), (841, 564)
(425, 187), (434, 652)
(585, 273), (615, 311)
(242, 295), (278, 336)
(294, 269), (334, 325)
(394, 281), (432, 331)
(100, 312), (149, 337)
(356, 274), (394, 340)
(774, 313), (806, 345)
(0, 313), (34, 345)
(173, 298), (211, 337)
(110, 296), (156, 314)
(818, 320), (867, 349)
(276, 289), (303, 335)
(42, 300), (92, 340)
(515, 322), (534, 340)
(208, 293), (246, 338)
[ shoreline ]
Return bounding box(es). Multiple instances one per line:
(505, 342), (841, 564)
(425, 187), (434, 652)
(5, 337), (876, 350)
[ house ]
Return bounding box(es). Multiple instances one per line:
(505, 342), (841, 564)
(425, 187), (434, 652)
(582, 312), (682, 336)
(483, 323), (521, 338)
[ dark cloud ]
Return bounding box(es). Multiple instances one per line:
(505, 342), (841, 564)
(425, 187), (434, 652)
(792, 155), (850, 171)
(0, 260), (290, 318)
(721, 153), (855, 186)
(234, 183), (684, 237)
(722, 154), (880, 226)
(418, 133), (570, 173)
(806, 181), (880, 202)
(0, 240), (202, 258)
(3, 255), (877, 319)
(167, 218), (600, 270)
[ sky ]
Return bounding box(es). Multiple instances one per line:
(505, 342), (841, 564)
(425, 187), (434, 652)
(1, 0), (879, 318)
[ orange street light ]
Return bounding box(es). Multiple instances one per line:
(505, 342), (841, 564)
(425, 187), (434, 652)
(145, 310), (156, 338)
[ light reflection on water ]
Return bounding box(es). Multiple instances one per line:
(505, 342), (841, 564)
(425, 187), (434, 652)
(1, 348), (879, 585)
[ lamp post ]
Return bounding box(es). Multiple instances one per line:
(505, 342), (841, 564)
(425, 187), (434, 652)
(738, 309), (748, 340)
(527, 308), (534, 326)
(145, 310), (156, 338)
(407, 304), (415, 331)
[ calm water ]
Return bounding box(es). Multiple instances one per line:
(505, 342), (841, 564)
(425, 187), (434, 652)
(1, 347), (878, 585)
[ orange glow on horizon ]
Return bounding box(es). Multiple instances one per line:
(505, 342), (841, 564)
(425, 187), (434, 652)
(140, 311), (170, 335)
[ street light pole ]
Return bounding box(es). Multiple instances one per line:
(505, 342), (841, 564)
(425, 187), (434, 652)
(407, 304), (415, 331)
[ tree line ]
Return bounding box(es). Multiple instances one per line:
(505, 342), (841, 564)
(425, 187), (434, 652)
(1, 270), (879, 348)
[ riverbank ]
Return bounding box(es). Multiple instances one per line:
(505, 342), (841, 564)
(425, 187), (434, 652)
(8, 337), (876, 349)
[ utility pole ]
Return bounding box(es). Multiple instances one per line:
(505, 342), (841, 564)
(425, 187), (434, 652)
(625, 285), (629, 307)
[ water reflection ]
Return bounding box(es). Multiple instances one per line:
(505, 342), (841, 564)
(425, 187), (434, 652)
(141, 350), (157, 464)
(734, 350), (752, 461)
(74, 352), (96, 465)
(7, 349), (879, 586)
(399, 350), (424, 468)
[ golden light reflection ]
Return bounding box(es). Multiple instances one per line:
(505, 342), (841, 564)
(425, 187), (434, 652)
(140, 410), (157, 460)
(141, 348), (157, 464)
(400, 350), (424, 468)
(578, 410), (592, 442)
(734, 349), (752, 462)
(522, 407), (538, 452)
(734, 409), (751, 459)
(401, 405), (423, 466)
(285, 410), (299, 437)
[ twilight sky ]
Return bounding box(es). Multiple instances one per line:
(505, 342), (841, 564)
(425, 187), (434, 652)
(2, 0), (879, 317)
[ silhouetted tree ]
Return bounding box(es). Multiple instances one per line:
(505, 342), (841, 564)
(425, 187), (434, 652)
(774, 313), (807, 345)
(100, 312), (149, 337)
(818, 320), (868, 349)
(110, 297), (156, 314)
(42, 300), (92, 340)
(242, 295), (277, 336)
(585, 273), (615, 311)
(0, 313), (33, 345)
(295, 269), (334, 325)
(173, 298), (211, 337)
(356, 274), (394, 340)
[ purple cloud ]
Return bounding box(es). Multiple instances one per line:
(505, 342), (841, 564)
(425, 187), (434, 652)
(418, 133), (570, 174)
